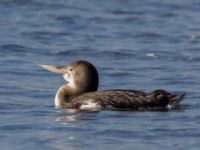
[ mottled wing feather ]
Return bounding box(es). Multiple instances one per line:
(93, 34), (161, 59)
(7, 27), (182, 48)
(70, 90), (172, 110)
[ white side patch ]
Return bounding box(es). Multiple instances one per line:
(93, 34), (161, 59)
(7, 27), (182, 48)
(166, 104), (172, 110)
(80, 99), (102, 112)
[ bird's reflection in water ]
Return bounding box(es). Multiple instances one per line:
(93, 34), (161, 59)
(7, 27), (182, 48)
(55, 115), (84, 122)
(55, 108), (100, 122)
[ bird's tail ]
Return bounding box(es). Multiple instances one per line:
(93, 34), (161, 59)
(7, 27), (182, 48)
(167, 92), (185, 110)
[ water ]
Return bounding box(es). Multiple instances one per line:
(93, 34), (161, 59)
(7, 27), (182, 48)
(0, 0), (200, 149)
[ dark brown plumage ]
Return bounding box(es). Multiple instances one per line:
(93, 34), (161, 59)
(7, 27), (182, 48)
(65, 89), (184, 111)
(40, 60), (185, 111)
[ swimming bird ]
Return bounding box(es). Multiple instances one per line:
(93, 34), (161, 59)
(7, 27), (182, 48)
(40, 60), (185, 112)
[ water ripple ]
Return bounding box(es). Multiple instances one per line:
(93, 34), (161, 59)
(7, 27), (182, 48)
(0, 0), (200, 150)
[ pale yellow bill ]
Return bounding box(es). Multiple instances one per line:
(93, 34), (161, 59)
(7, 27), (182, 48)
(39, 64), (65, 74)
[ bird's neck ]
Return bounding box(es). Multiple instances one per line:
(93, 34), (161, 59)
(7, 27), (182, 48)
(55, 84), (95, 108)
(54, 84), (85, 108)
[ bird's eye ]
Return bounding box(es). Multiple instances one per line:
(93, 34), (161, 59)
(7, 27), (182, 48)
(69, 68), (73, 71)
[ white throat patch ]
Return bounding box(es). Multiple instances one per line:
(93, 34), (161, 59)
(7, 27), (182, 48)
(63, 73), (76, 89)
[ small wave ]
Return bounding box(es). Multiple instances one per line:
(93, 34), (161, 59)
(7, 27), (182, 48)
(52, 48), (135, 59)
(135, 31), (165, 39)
(0, 44), (30, 53)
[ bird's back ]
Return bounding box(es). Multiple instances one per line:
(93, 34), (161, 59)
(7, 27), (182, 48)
(66, 90), (185, 111)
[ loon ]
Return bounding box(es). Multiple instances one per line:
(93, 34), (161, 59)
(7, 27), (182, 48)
(40, 60), (185, 112)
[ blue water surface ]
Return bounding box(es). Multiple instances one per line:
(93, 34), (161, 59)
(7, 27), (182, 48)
(0, 0), (200, 150)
